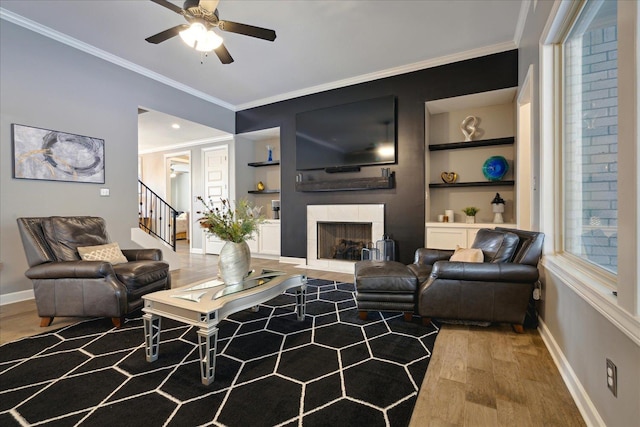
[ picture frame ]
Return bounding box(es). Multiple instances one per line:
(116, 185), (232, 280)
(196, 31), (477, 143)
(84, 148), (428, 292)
(12, 124), (105, 184)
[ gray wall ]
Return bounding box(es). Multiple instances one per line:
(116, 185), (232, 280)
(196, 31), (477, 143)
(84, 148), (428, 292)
(0, 21), (234, 297)
(518, 1), (639, 425)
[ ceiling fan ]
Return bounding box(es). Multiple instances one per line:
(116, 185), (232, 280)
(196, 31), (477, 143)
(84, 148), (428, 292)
(145, 0), (277, 64)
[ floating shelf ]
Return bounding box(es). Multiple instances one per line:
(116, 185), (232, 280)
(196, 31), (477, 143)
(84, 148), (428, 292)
(429, 180), (515, 188)
(428, 137), (514, 151)
(247, 161), (280, 167)
(296, 175), (394, 192)
(248, 189), (280, 194)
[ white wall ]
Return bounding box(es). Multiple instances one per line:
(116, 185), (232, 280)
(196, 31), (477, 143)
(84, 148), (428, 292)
(0, 21), (234, 298)
(172, 173), (190, 212)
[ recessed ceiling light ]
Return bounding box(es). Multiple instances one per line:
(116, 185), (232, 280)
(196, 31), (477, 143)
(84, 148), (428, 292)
(171, 123), (180, 129)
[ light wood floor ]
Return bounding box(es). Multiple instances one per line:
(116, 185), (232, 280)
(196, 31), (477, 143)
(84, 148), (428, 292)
(1, 241), (585, 426)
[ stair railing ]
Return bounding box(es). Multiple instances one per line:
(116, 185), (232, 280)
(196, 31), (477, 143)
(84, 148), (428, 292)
(138, 180), (177, 251)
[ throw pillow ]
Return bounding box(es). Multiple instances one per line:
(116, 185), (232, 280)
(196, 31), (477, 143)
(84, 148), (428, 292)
(77, 242), (128, 265)
(449, 245), (484, 262)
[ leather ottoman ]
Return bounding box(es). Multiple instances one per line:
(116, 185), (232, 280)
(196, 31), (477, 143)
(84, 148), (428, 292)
(354, 260), (418, 321)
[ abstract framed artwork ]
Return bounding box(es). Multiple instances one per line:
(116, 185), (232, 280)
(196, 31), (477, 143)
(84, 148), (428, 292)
(12, 124), (105, 183)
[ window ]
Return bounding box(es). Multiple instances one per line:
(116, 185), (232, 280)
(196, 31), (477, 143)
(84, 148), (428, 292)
(561, 0), (618, 274)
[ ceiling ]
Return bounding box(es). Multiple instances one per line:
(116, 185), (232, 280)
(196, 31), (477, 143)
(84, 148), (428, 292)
(138, 108), (233, 152)
(1, 0), (525, 151)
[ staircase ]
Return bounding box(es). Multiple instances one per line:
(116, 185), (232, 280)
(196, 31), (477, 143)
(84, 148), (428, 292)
(138, 180), (177, 251)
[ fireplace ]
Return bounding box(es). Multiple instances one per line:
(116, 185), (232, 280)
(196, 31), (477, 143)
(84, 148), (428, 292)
(307, 204), (384, 273)
(317, 222), (372, 261)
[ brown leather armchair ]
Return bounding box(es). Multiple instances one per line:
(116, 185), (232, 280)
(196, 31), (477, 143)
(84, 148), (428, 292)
(17, 216), (171, 327)
(410, 228), (544, 332)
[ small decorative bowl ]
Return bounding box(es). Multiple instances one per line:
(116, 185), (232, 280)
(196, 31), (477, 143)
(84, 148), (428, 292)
(482, 156), (509, 181)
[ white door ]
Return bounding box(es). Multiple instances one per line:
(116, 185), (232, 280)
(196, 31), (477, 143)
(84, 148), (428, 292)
(203, 146), (229, 254)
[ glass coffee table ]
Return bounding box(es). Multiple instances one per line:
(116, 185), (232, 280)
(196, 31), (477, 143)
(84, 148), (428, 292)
(142, 270), (307, 385)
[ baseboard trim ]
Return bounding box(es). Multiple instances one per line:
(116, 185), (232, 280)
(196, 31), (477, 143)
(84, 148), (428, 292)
(190, 248), (204, 254)
(279, 257), (305, 265)
(0, 289), (35, 306)
(251, 254), (280, 261)
(538, 318), (605, 427)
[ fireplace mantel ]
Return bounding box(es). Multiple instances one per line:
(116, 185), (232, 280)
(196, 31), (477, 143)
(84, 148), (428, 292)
(296, 174), (394, 192)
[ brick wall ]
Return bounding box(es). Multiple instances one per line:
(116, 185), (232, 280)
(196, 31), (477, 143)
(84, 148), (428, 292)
(565, 24), (618, 273)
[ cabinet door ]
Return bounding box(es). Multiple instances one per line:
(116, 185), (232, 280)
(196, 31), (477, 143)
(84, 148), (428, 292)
(246, 233), (259, 253)
(205, 233), (225, 255)
(426, 228), (467, 250)
(258, 223), (281, 255)
(467, 228), (480, 247)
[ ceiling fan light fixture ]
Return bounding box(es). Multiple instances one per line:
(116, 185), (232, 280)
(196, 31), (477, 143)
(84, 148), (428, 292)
(179, 22), (206, 48)
(196, 30), (223, 52)
(179, 22), (222, 52)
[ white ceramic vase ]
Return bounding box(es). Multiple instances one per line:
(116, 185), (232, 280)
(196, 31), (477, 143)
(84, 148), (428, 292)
(218, 240), (251, 285)
(465, 215), (476, 224)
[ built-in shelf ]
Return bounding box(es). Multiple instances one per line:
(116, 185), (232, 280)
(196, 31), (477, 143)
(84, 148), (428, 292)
(429, 180), (515, 188)
(248, 189), (280, 194)
(296, 175), (394, 192)
(247, 161), (280, 167)
(428, 137), (514, 151)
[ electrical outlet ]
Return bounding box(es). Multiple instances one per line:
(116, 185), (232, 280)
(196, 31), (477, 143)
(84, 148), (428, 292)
(533, 280), (542, 300)
(533, 287), (541, 300)
(606, 358), (617, 397)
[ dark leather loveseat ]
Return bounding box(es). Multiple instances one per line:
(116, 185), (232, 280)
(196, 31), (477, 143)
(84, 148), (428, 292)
(17, 216), (171, 327)
(409, 227), (544, 332)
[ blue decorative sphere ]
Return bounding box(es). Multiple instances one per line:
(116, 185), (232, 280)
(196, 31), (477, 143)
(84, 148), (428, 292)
(482, 156), (509, 181)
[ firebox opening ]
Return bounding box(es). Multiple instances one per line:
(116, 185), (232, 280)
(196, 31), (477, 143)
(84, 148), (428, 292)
(317, 222), (372, 261)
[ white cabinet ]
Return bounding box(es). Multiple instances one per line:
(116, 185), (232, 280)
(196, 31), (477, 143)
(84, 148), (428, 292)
(425, 223), (516, 250)
(246, 234), (259, 253)
(258, 221), (281, 255)
(467, 228), (480, 246)
(205, 234), (225, 255)
(206, 221), (280, 257)
(426, 227), (468, 249)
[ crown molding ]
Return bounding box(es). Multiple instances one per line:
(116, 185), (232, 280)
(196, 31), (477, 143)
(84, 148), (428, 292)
(2, 7), (519, 114)
(139, 135), (234, 155)
(514, 0), (531, 47)
(236, 40), (517, 111)
(0, 8), (236, 112)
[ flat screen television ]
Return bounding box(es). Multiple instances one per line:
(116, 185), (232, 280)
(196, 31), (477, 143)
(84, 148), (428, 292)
(295, 95), (397, 171)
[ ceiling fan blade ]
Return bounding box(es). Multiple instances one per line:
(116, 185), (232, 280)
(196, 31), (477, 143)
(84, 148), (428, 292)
(145, 24), (189, 44)
(150, 0), (184, 14)
(214, 43), (234, 64)
(218, 20), (276, 41)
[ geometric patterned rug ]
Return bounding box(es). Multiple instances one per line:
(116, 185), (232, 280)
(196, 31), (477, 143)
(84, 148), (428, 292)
(0, 278), (439, 427)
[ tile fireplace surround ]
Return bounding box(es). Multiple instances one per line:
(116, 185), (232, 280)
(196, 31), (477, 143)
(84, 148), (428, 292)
(306, 204), (384, 273)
